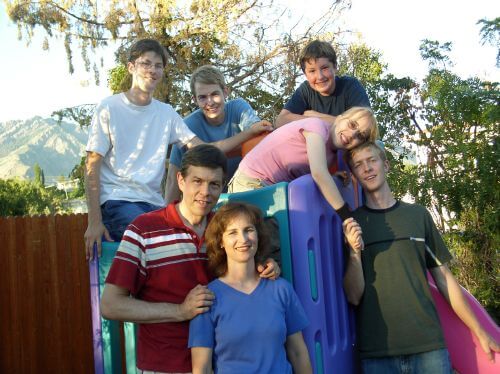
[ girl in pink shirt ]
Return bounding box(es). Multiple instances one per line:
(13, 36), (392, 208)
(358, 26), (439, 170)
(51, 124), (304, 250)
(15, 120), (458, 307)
(228, 106), (378, 223)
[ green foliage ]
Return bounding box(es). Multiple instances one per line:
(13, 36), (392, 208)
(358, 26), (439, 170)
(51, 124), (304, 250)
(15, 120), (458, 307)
(68, 157), (86, 199)
(33, 162), (44, 186)
(0, 179), (65, 216)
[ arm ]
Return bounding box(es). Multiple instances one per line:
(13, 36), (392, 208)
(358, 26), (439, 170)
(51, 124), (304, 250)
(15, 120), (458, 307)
(285, 331), (313, 374)
(430, 265), (500, 361)
(186, 121), (273, 153)
(305, 131), (345, 211)
(275, 109), (306, 127)
(303, 110), (337, 126)
(100, 283), (215, 324)
(342, 218), (365, 305)
(84, 151), (112, 260)
(164, 163), (181, 205)
(191, 347), (213, 374)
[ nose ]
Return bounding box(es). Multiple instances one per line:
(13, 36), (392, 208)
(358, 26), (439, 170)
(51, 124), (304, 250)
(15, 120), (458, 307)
(199, 182), (210, 195)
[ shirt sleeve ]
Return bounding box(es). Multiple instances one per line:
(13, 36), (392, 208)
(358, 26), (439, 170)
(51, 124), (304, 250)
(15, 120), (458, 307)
(233, 98), (261, 130)
(86, 101), (111, 156)
(169, 110), (197, 147)
(188, 309), (215, 348)
(423, 208), (453, 268)
(283, 83), (309, 114)
(283, 281), (309, 336)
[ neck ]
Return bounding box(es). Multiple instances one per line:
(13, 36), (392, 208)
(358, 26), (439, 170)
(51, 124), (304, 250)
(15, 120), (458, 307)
(205, 112), (225, 126)
(221, 260), (259, 287)
(125, 87), (153, 106)
(176, 202), (205, 230)
(364, 184), (397, 210)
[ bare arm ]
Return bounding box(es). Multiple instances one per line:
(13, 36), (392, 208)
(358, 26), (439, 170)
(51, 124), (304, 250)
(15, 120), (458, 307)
(164, 163), (181, 205)
(186, 121), (273, 153)
(305, 131), (345, 210)
(285, 331), (313, 374)
(100, 283), (214, 324)
(430, 265), (500, 361)
(84, 151), (112, 260)
(191, 347), (213, 374)
(342, 218), (365, 305)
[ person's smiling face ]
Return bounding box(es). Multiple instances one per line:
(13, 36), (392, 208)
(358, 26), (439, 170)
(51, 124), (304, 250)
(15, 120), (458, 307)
(303, 57), (337, 96)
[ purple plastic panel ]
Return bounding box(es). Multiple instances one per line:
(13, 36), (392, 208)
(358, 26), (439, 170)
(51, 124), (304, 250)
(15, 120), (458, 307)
(89, 245), (104, 374)
(288, 174), (357, 374)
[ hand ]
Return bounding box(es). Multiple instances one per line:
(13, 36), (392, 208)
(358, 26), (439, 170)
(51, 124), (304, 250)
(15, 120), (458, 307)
(257, 258), (280, 280)
(179, 284), (215, 320)
(342, 218), (364, 253)
(249, 120), (274, 135)
(84, 221), (113, 261)
(476, 329), (500, 362)
(334, 170), (351, 187)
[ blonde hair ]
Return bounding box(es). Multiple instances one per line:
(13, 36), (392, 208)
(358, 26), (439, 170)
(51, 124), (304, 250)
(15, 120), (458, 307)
(336, 106), (379, 142)
(344, 141), (387, 168)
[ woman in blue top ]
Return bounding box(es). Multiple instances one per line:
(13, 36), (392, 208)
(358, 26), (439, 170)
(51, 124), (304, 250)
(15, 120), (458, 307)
(188, 202), (312, 374)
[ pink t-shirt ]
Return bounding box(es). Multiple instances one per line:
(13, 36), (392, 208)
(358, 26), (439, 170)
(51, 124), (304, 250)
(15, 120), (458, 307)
(239, 117), (336, 184)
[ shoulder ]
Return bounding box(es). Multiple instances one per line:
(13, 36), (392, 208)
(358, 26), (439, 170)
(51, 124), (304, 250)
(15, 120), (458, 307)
(184, 109), (205, 127)
(96, 93), (123, 108)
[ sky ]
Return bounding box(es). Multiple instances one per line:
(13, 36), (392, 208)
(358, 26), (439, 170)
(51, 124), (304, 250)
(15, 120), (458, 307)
(0, 0), (498, 122)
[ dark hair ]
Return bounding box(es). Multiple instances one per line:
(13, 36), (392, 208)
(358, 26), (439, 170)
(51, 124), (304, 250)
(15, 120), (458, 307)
(205, 202), (270, 277)
(299, 40), (337, 72)
(179, 144), (228, 179)
(190, 65), (227, 95)
(128, 39), (168, 67)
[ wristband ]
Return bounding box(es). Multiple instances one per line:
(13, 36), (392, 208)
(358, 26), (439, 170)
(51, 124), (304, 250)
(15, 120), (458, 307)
(335, 203), (352, 222)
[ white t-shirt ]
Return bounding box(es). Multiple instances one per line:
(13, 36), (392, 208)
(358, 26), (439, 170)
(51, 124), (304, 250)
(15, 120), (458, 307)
(86, 93), (196, 206)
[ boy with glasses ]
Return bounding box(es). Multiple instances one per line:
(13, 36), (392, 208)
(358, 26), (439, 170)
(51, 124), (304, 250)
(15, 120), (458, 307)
(85, 40), (271, 260)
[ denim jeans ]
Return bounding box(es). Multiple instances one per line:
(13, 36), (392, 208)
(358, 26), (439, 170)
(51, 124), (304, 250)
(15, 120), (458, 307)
(361, 348), (452, 374)
(101, 200), (162, 241)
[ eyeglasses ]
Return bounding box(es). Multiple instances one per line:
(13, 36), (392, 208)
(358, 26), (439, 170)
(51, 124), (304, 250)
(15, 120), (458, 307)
(347, 120), (369, 142)
(135, 60), (165, 71)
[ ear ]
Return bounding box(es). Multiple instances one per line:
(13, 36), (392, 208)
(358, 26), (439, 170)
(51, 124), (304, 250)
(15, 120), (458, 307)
(127, 61), (135, 75)
(176, 171), (185, 192)
(383, 159), (390, 173)
(223, 87), (230, 99)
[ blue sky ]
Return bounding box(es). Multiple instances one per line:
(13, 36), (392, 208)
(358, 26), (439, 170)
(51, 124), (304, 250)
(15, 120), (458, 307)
(0, 0), (498, 122)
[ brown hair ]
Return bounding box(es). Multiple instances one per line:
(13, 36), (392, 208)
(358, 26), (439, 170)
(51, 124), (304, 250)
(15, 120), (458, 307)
(128, 39), (167, 67)
(190, 65), (227, 96)
(299, 40), (338, 72)
(205, 202), (270, 277)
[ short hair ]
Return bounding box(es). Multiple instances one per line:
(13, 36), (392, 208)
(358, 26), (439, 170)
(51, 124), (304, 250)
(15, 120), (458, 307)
(190, 65), (227, 95)
(205, 202), (270, 277)
(337, 106), (379, 143)
(179, 144), (228, 180)
(128, 39), (167, 67)
(299, 40), (338, 72)
(344, 141), (387, 168)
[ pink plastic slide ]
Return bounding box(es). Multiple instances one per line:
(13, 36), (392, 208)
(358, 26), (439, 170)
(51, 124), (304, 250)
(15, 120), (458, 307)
(428, 274), (500, 373)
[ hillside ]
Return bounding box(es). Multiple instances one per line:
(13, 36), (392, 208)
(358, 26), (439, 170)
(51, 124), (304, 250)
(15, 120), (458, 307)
(0, 116), (87, 180)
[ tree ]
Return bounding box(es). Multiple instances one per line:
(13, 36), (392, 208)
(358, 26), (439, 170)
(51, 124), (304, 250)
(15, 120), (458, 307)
(477, 17), (500, 67)
(0, 179), (65, 216)
(369, 39), (499, 319)
(6, 0), (352, 119)
(33, 162), (45, 186)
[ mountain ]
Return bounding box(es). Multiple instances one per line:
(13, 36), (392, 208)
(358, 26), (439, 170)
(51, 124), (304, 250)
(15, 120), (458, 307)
(0, 116), (88, 181)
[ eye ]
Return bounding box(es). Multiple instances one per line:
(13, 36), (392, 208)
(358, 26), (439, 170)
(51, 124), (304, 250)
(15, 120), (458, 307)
(348, 120), (358, 130)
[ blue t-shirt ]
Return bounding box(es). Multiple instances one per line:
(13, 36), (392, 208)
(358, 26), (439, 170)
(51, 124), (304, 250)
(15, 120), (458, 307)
(284, 76), (370, 115)
(188, 278), (309, 374)
(169, 98), (261, 182)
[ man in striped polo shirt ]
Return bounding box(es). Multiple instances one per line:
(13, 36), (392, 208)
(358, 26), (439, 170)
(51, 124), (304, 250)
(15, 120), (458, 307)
(100, 144), (278, 373)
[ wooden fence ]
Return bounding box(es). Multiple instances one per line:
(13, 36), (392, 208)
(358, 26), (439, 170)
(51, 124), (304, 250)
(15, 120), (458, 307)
(0, 214), (95, 373)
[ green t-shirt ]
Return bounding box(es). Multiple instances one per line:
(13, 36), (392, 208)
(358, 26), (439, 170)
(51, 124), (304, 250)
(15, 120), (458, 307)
(352, 201), (453, 359)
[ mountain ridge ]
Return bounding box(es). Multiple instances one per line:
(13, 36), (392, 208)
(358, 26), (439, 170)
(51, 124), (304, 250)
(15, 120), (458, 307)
(0, 116), (87, 180)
